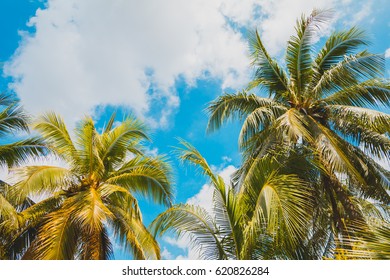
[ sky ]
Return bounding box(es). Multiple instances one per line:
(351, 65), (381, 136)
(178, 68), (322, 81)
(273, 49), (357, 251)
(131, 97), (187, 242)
(0, 0), (389, 259)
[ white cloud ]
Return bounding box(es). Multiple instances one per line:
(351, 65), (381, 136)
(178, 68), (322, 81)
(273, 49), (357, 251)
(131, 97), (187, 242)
(385, 48), (390, 58)
(187, 164), (236, 214)
(4, 0), (251, 128)
(222, 156), (232, 163)
(163, 236), (189, 250)
(161, 247), (173, 260)
(163, 234), (201, 260)
(186, 183), (214, 214)
(346, 1), (373, 26)
(3, 0), (371, 128)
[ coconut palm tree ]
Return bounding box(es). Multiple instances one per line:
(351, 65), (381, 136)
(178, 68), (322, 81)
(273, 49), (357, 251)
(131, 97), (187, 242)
(207, 10), (390, 257)
(0, 93), (46, 167)
(151, 141), (312, 259)
(0, 93), (46, 259)
(4, 112), (173, 260)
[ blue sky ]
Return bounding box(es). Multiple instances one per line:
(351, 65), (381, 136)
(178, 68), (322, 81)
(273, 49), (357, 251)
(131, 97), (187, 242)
(1, 0), (389, 259)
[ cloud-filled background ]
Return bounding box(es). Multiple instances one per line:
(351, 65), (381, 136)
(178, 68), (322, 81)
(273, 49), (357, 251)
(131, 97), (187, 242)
(1, 0), (389, 259)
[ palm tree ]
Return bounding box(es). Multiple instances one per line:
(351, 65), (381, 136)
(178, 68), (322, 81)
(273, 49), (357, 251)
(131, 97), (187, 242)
(4, 112), (173, 260)
(0, 93), (46, 167)
(207, 10), (390, 257)
(0, 93), (46, 259)
(151, 141), (312, 259)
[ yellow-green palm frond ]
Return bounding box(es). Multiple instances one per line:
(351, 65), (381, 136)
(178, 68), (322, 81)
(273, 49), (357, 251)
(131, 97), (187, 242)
(239, 105), (286, 145)
(33, 112), (77, 162)
(99, 116), (149, 168)
(176, 139), (224, 188)
(22, 206), (79, 260)
(0, 191), (18, 223)
(79, 225), (113, 260)
(75, 116), (105, 179)
(98, 184), (142, 220)
(332, 220), (390, 259)
(276, 109), (313, 143)
(339, 145), (390, 204)
(308, 26), (369, 96)
(177, 140), (243, 258)
(328, 105), (390, 133)
(18, 194), (64, 230)
(9, 165), (73, 203)
(240, 157), (312, 247)
(72, 188), (114, 232)
(109, 204), (160, 260)
(107, 155), (173, 206)
(0, 94), (29, 136)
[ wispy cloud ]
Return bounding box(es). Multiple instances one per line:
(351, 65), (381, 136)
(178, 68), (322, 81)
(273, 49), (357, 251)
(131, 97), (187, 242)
(385, 48), (390, 58)
(161, 247), (173, 260)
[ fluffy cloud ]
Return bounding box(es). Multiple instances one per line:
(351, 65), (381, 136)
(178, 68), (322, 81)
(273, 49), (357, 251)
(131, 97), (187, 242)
(4, 0), (369, 128)
(385, 48), (390, 58)
(161, 247), (173, 260)
(7, 0), (375, 128)
(4, 0), (253, 127)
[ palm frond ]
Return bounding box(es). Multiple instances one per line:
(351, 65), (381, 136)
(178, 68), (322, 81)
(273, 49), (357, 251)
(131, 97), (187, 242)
(33, 112), (77, 161)
(22, 207), (79, 260)
(309, 27), (369, 95)
(276, 109), (313, 143)
(286, 9), (332, 96)
(312, 52), (385, 98)
(79, 225), (113, 260)
(98, 184), (142, 220)
(107, 155), (173, 206)
(0, 103), (29, 136)
(150, 204), (226, 260)
(103, 111), (117, 133)
(10, 165), (73, 203)
(322, 79), (390, 108)
(75, 116), (105, 179)
(239, 105), (286, 145)
(0, 137), (47, 168)
(248, 30), (289, 100)
(109, 204), (160, 260)
(100, 116), (149, 168)
(206, 91), (281, 133)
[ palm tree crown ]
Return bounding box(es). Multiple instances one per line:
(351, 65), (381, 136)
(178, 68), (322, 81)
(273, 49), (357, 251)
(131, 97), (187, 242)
(151, 141), (312, 259)
(0, 93), (47, 259)
(207, 9), (390, 257)
(3, 112), (173, 259)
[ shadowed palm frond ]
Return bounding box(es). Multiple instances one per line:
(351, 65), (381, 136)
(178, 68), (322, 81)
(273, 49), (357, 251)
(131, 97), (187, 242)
(151, 204), (226, 260)
(248, 30), (289, 101)
(206, 91), (283, 133)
